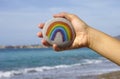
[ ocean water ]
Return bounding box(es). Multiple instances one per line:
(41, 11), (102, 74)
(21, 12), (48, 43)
(0, 48), (120, 79)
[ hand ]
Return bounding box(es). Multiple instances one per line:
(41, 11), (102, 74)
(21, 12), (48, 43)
(37, 12), (120, 65)
(37, 12), (90, 51)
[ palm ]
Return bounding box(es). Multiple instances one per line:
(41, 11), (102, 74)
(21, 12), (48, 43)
(70, 17), (88, 49)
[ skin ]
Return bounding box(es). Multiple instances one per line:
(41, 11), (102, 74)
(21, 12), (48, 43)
(37, 12), (120, 65)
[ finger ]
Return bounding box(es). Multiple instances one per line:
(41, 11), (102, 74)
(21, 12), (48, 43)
(42, 39), (51, 46)
(37, 32), (43, 38)
(38, 23), (44, 29)
(53, 44), (61, 51)
(53, 44), (70, 51)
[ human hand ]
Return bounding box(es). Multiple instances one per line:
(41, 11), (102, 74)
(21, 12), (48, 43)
(37, 12), (90, 51)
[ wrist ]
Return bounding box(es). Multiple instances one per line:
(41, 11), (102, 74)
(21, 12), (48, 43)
(86, 26), (97, 49)
(77, 25), (91, 48)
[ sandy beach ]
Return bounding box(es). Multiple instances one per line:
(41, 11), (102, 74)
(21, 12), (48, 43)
(78, 70), (120, 79)
(98, 70), (120, 79)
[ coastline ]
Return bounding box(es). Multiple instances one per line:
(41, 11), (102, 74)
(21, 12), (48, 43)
(0, 44), (47, 49)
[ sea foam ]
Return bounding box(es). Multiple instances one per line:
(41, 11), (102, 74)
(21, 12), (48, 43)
(0, 59), (103, 78)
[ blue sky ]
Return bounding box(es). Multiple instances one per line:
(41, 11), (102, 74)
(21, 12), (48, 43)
(0, 0), (120, 45)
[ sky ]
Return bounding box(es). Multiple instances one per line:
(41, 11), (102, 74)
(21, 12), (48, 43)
(0, 0), (120, 45)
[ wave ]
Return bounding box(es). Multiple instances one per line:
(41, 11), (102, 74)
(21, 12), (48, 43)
(82, 59), (103, 64)
(0, 65), (69, 78)
(0, 59), (103, 78)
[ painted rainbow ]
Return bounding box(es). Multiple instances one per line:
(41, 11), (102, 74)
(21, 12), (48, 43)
(46, 21), (73, 42)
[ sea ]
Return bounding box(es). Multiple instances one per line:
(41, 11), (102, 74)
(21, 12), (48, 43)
(0, 48), (120, 79)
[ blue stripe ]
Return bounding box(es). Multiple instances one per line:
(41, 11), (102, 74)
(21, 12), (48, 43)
(50, 27), (68, 42)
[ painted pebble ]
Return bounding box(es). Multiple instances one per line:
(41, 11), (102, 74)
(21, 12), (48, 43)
(42, 18), (75, 47)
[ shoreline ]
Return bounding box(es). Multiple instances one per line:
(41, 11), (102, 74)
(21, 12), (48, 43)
(0, 44), (48, 49)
